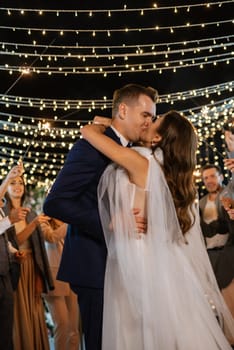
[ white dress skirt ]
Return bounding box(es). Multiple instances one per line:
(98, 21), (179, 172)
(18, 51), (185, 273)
(98, 147), (234, 350)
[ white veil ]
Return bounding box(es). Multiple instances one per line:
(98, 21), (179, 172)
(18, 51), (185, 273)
(98, 147), (234, 350)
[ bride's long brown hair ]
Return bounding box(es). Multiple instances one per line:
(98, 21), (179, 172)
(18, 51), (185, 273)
(155, 110), (197, 234)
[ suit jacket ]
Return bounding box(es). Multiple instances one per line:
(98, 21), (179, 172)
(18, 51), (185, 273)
(199, 187), (234, 288)
(0, 234), (10, 276)
(199, 187), (234, 239)
(0, 210), (20, 289)
(200, 189), (228, 237)
(0, 210), (11, 276)
(43, 127), (121, 288)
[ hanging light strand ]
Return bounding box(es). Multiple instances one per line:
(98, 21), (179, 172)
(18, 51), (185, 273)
(1, 52), (232, 75)
(1, 2), (232, 14)
(1, 41), (232, 60)
(1, 81), (233, 110)
(2, 34), (232, 51)
(0, 19), (232, 34)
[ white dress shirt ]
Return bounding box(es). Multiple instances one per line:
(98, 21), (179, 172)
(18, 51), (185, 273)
(110, 126), (129, 146)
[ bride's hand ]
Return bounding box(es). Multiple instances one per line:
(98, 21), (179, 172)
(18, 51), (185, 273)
(81, 122), (106, 138)
(93, 116), (111, 127)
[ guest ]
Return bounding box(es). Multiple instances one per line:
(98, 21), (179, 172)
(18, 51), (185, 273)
(41, 217), (80, 350)
(199, 164), (234, 307)
(0, 164), (28, 350)
(4, 174), (54, 350)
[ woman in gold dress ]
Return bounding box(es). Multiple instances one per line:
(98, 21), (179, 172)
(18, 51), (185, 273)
(4, 175), (54, 350)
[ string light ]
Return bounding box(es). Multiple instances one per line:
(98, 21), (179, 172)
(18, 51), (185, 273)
(1, 2), (233, 14)
(0, 81), (232, 111)
(1, 97), (233, 185)
(0, 19), (232, 34)
(1, 53), (232, 75)
(2, 34), (232, 51)
(0, 2), (232, 186)
(2, 40), (232, 60)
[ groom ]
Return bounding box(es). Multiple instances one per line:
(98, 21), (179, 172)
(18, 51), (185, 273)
(43, 83), (157, 350)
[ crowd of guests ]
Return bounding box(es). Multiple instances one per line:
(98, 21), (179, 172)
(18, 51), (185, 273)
(0, 162), (80, 350)
(0, 84), (234, 349)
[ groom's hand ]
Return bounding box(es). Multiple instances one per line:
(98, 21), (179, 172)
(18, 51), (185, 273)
(133, 208), (147, 233)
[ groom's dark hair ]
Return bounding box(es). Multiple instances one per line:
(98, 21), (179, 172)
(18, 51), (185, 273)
(112, 83), (158, 117)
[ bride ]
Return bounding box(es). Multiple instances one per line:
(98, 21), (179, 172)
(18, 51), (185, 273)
(81, 110), (234, 349)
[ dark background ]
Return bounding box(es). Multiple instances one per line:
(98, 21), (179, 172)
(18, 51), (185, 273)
(0, 0), (233, 190)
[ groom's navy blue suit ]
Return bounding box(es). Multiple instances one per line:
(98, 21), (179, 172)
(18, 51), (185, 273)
(43, 127), (121, 350)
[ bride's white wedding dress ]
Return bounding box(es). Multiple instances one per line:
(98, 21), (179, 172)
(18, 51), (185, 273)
(98, 147), (234, 350)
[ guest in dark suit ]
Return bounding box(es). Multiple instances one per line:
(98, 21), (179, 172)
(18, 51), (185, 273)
(199, 163), (234, 343)
(0, 164), (29, 350)
(43, 83), (158, 350)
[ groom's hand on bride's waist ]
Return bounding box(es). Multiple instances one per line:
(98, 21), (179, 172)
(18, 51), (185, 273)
(133, 208), (147, 234)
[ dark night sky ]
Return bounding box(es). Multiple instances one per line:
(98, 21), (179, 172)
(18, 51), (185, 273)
(1, 0), (233, 114)
(0, 0), (233, 184)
